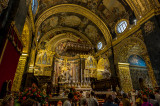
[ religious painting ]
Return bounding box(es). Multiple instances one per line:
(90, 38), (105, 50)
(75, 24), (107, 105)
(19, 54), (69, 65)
(97, 58), (111, 80)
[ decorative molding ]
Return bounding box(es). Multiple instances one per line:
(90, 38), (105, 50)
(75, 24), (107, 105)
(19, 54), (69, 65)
(131, 30), (144, 41)
(144, 21), (155, 35)
(38, 27), (93, 47)
(35, 4), (112, 47)
(118, 63), (133, 93)
(114, 37), (157, 87)
(12, 55), (27, 92)
(115, 19), (130, 36)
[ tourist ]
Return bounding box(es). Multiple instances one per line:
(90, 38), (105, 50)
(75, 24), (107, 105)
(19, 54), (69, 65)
(87, 91), (99, 106)
(103, 95), (117, 106)
(131, 89), (136, 106)
(148, 94), (159, 106)
(80, 90), (85, 98)
(0, 94), (14, 106)
(142, 97), (153, 106)
(127, 92), (132, 103)
(81, 98), (88, 106)
(135, 94), (143, 106)
(155, 90), (160, 105)
(63, 93), (74, 106)
(21, 98), (37, 106)
(122, 93), (131, 106)
(80, 90), (88, 106)
(86, 91), (90, 103)
(114, 97), (120, 106)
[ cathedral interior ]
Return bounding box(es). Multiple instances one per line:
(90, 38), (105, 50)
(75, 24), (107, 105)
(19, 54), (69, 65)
(0, 0), (160, 98)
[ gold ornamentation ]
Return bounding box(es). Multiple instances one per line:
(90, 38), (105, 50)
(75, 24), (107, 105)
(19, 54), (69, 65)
(45, 33), (81, 51)
(118, 63), (133, 93)
(12, 56), (27, 92)
(12, 17), (32, 91)
(35, 4), (112, 46)
(28, 3), (35, 33)
(143, 54), (158, 87)
(131, 30), (144, 41)
(97, 57), (111, 80)
(144, 21), (155, 35)
(114, 37), (157, 87)
(21, 18), (30, 53)
(115, 19), (130, 36)
(0, 0), (9, 14)
(85, 56), (97, 78)
(125, 0), (154, 19)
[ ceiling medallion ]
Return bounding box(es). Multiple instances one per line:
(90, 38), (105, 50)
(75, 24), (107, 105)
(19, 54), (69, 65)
(144, 21), (155, 35)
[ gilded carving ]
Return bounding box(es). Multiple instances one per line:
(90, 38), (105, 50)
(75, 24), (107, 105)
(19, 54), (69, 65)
(126, 0), (155, 18)
(12, 17), (32, 91)
(21, 18), (31, 53)
(144, 21), (155, 35)
(0, 0), (9, 14)
(12, 56), (27, 92)
(97, 57), (111, 80)
(114, 37), (157, 87)
(38, 27), (93, 46)
(35, 4), (112, 46)
(118, 63), (133, 93)
(131, 30), (144, 41)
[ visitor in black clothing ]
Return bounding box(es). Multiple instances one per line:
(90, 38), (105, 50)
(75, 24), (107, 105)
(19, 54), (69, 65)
(103, 95), (117, 106)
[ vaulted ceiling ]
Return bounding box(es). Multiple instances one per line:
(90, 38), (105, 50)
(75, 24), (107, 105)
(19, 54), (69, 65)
(33, 0), (135, 57)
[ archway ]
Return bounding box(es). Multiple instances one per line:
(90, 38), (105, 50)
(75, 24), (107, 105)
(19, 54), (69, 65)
(128, 55), (150, 90)
(115, 37), (155, 91)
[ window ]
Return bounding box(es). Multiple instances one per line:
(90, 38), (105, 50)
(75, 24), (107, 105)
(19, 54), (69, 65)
(32, 0), (38, 15)
(117, 21), (127, 33)
(97, 42), (102, 50)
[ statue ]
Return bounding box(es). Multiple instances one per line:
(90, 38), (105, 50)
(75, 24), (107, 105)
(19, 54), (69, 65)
(116, 85), (120, 92)
(102, 66), (111, 79)
(41, 83), (48, 94)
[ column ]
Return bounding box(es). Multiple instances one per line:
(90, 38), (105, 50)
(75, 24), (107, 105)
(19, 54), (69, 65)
(12, 55), (27, 92)
(118, 63), (133, 93)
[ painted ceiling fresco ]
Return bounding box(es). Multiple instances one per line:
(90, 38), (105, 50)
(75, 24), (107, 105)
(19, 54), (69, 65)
(35, 0), (133, 57)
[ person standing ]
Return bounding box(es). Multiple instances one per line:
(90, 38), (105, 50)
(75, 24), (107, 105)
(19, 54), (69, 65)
(122, 93), (131, 106)
(103, 95), (117, 106)
(155, 90), (160, 105)
(63, 93), (73, 106)
(87, 91), (99, 106)
(1, 95), (14, 106)
(148, 94), (159, 106)
(131, 90), (136, 106)
(135, 94), (143, 106)
(142, 97), (153, 106)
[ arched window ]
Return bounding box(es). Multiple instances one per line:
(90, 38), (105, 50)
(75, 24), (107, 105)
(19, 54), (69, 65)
(97, 42), (102, 50)
(116, 20), (127, 33)
(128, 55), (146, 67)
(32, 0), (38, 15)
